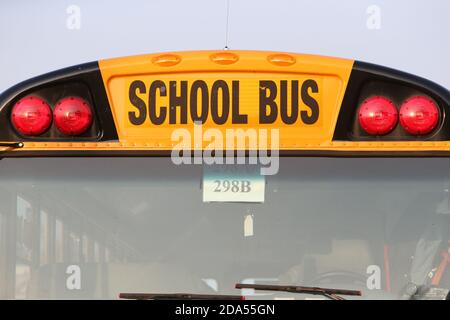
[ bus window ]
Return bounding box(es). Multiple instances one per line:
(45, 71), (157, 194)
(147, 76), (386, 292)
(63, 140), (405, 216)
(94, 241), (100, 263)
(39, 210), (49, 266)
(55, 219), (64, 263)
(15, 196), (34, 299)
(16, 197), (33, 262)
(68, 231), (81, 263)
(0, 207), (5, 297)
(105, 248), (111, 263)
(82, 234), (89, 263)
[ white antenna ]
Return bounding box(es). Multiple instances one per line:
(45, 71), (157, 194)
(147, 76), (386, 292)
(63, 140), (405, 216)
(224, 0), (230, 50)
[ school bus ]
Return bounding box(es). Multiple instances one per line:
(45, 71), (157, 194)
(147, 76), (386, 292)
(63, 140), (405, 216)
(0, 51), (449, 300)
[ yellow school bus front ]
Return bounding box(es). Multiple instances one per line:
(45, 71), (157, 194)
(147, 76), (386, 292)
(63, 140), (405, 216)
(1, 51), (450, 300)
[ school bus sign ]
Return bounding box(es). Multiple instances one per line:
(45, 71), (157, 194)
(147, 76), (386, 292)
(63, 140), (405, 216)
(100, 51), (352, 150)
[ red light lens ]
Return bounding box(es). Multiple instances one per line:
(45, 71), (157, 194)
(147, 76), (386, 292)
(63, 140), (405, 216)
(358, 96), (398, 135)
(399, 96), (439, 135)
(11, 96), (52, 136)
(54, 97), (93, 136)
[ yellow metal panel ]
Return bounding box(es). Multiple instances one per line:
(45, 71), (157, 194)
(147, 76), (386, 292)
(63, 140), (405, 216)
(98, 50), (354, 150)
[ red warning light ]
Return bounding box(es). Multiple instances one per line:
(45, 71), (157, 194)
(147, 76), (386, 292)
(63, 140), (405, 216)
(54, 96), (93, 136)
(358, 96), (398, 135)
(399, 96), (439, 135)
(11, 96), (52, 136)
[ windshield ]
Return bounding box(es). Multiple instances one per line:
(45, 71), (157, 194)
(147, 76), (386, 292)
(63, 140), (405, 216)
(0, 157), (449, 299)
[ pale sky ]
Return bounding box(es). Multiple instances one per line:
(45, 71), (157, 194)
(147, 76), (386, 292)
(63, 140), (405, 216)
(1, 0), (449, 91)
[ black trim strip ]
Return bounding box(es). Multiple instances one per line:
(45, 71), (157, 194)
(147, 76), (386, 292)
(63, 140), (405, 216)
(3, 149), (450, 158)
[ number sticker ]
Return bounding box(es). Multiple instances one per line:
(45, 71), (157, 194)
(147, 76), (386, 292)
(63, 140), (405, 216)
(203, 165), (265, 203)
(213, 179), (252, 193)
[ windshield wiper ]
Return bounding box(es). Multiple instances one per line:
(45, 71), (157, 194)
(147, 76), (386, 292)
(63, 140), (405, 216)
(235, 283), (362, 300)
(119, 284), (361, 300)
(119, 292), (244, 300)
